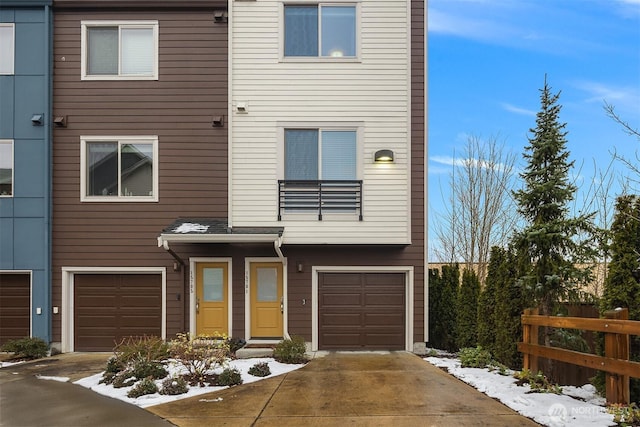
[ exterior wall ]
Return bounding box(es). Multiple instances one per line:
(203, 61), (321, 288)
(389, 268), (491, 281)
(229, 0), (413, 244)
(51, 2), (228, 346)
(0, 2), (52, 343)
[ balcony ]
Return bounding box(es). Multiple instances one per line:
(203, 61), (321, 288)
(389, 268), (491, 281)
(278, 180), (363, 221)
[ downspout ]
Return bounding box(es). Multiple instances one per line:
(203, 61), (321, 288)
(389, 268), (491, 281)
(158, 237), (187, 332)
(274, 235), (285, 265)
(158, 237), (186, 269)
(45, 3), (52, 345)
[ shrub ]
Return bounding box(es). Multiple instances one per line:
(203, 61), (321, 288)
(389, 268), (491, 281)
(607, 403), (640, 426)
(112, 370), (137, 389)
(127, 377), (158, 398)
(217, 368), (243, 386)
(132, 361), (168, 380)
(169, 333), (229, 386)
(0, 337), (48, 360)
(514, 369), (562, 394)
(248, 361), (271, 377)
(113, 335), (170, 366)
(160, 375), (189, 395)
(273, 336), (307, 364)
(455, 269), (480, 350)
(227, 337), (247, 356)
(459, 346), (493, 368)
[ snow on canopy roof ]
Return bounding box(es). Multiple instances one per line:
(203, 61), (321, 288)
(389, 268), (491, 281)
(161, 218), (283, 236)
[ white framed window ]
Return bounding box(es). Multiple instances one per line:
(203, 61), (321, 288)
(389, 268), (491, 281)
(0, 140), (13, 197)
(81, 21), (158, 80)
(283, 3), (357, 60)
(284, 128), (358, 180)
(0, 23), (15, 75)
(80, 136), (158, 202)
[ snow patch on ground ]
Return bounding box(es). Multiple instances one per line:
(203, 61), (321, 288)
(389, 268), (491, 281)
(425, 357), (615, 427)
(75, 357), (304, 408)
(36, 375), (70, 382)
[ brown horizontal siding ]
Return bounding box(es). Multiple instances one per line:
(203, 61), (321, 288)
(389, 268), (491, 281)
(51, 7), (228, 344)
(410, 0), (426, 343)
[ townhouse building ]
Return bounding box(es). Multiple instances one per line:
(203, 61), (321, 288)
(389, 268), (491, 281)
(0, 1), (53, 346)
(23, 0), (424, 353)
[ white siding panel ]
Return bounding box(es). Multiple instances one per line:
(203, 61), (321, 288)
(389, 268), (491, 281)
(231, 0), (411, 244)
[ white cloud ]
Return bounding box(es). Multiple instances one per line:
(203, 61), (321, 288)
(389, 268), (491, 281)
(572, 80), (640, 112)
(501, 103), (537, 117)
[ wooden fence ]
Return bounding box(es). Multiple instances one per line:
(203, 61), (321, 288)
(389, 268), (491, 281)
(519, 308), (640, 404)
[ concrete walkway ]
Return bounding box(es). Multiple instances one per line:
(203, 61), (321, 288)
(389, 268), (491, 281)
(148, 352), (540, 426)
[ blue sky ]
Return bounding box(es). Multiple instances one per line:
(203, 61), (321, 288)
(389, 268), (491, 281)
(427, 0), (640, 260)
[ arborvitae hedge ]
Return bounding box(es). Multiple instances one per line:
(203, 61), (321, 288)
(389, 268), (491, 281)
(456, 268), (480, 349)
(477, 248), (500, 355)
(600, 195), (640, 404)
(428, 264), (459, 352)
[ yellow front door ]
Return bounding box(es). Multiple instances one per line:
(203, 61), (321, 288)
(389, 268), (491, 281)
(195, 262), (228, 336)
(250, 262), (284, 338)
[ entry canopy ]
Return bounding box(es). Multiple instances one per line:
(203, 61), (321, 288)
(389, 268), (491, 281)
(158, 218), (284, 245)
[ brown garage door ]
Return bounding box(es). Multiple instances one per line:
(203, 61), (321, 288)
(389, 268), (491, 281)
(0, 273), (30, 346)
(74, 274), (162, 352)
(319, 272), (405, 350)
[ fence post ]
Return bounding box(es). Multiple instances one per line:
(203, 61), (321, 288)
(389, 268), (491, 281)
(522, 308), (539, 373)
(604, 308), (630, 404)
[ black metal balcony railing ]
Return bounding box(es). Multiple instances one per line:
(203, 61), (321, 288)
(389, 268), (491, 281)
(278, 180), (363, 221)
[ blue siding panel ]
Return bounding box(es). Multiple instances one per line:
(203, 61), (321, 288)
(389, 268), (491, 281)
(14, 139), (45, 197)
(15, 9), (45, 23)
(14, 198), (44, 218)
(0, 77), (15, 138)
(0, 217), (15, 268)
(0, 199), (14, 217)
(31, 269), (48, 341)
(14, 76), (45, 140)
(15, 23), (45, 75)
(14, 217), (45, 270)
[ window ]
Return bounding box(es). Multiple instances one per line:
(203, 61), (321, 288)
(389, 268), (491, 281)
(0, 24), (15, 75)
(81, 21), (158, 80)
(81, 136), (158, 202)
(284, 4), (356, 58)
(285, 129), (357, 180)
(0, 140), (13, 197)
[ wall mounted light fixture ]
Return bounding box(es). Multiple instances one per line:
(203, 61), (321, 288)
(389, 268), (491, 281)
(374, 149), (394, 162)
(31, 114), (44, 126)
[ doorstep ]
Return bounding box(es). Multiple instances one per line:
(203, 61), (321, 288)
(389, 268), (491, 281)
(235, 347), (274, 359)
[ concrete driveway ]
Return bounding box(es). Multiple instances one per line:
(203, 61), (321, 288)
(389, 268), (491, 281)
(148, 352), (540, 426)
(0, 353), (172, 427)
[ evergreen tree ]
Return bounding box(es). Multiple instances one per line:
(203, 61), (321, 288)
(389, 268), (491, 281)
(512, 77), (596, 317)
(600, 195), (640, 403)
(440, 264), (460, 351)
(493, 246), (527, 368)
(456, 268), (480, 349)
(428, 266), (459, 351)
(477, 246), (501, 354)
(428, 268), (444, 348)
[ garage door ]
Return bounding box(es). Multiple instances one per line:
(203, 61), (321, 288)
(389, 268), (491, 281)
(74, 274), (161, 352)
(0, 273), (30, 346)
(319, 272), (405, 350)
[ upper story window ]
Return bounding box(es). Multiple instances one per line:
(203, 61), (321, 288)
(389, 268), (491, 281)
(81, 21), (158, 80)
(0, 24), (15, 75)
(285, 129), (357, 180)
(80, 136), (158, 202)
(0, 140), (13, 197)
(284, 4), (356, 58)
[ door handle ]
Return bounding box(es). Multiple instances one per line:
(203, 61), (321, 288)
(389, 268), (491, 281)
(280, 297), (284, 314)
(196, 297), (200, 314)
